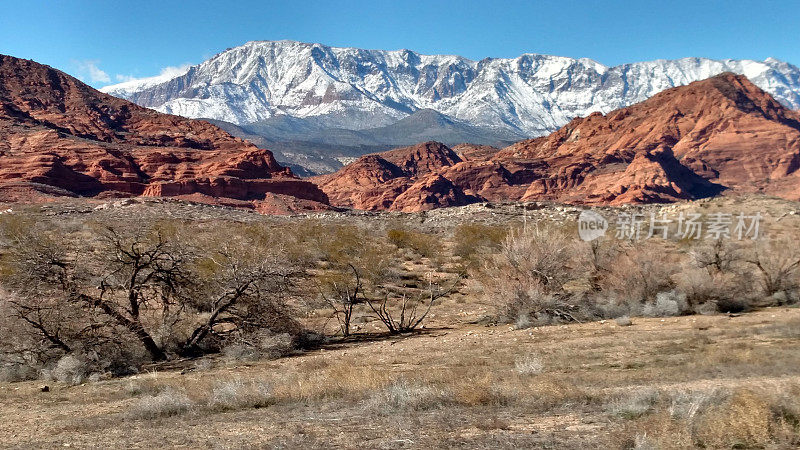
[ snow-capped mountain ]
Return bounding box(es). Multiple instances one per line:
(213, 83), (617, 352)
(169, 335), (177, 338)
(101, 40), (800, 137)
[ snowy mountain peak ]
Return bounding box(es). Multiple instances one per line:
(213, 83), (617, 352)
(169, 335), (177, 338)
(101, 41), (800, 137)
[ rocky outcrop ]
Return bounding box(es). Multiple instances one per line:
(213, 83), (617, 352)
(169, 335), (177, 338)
(0, 54), (328, 211)
(314, 73), (800, 210)
(311, 142), (465, 211)
(389, 174), (472, 212)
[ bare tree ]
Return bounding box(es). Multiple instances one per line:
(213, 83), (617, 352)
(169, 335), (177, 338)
(691, 239), (742, 275)
(3, 226), (191, 361)
(319, 264), (361, 337)
(366, 274), (462, 334)
(2, 223), (92, 360)
(1, 221), (307, 365)
(746, 239), (800, 299)
(93, 228), (192, 360)
(180, 242), (302, 356)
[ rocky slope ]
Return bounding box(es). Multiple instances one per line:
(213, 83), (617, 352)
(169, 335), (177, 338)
(102, 40), (800, 138)
(313, 74), (800, 211)
(0, 54), (329, 213)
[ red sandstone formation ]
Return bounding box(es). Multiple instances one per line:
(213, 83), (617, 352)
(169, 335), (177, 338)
(313, 73), (800, 211)
(0, 54), (328, 212)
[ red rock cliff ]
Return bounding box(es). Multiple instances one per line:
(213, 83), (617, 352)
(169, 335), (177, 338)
(0, 54), (328, 212)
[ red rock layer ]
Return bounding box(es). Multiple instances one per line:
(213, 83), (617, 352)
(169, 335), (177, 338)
(314, 73), (800, 211)
(0, 54), (328, 211)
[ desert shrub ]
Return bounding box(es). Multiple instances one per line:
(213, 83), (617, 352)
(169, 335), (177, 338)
(0, 292), (45, 381)
(675, 237), (800, 313)
(128, 388), (195, 419)
(0, 218), (310, 374)
(675, 266), (753, 313)
(222, 331), (295, 361)
(615, 315), (632, 326)
(690, 238), (742, 275)
(452, 223), (507, 261)
(365, 272), (462, 334)
(312, 226), (403, 336)
(48, 354), (88, 385)
(180, 224), (310, 356)
(366, 380), (450, 413)
(643, 291), (689, 317)
(606, 387), (661, 419)
(745, 237), (800, 302)
(478, 225), (587, 325)
(584, 238), (622, 290)
(601, 243), (678, 305)
(386, 227), (442, 259)
(207, 379), (272, 411)
(678, 239), (767, 313)
(514, 355), (544, 375)
(295, 223), (367, 264)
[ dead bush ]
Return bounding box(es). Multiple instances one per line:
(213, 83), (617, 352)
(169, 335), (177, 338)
(365, 380), (450, 414)
(128, 388), (195, 419)
(206, 379), (273, 411)
(746, 237), (800, 302)
(47, 354), (88, 385)
(222, 331), (295, 361)
(615, 316), (632, 326)
(478, 225), (587, 325)
(643, 291), (689, 317)
(606, 387), (661, 419)
(690, 238), (743, 275)
(514, 355), (544, 375)
(601, 242), (678, 306)
(366, 274), (462, 334)
(675, 267), (753, 313)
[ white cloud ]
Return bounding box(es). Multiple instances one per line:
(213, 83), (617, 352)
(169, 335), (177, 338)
(73, 60), (111, 83)
(158, 64), (192, 78)
(110, 64), (192, 87)
(115, 74), (137, 82)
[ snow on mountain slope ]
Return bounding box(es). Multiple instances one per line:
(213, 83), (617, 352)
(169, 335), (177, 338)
(101, 65), (191, 98)
(101, 40), (800, 136)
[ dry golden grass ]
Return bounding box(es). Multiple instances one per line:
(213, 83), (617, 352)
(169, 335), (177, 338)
(1, 307), (798, 448)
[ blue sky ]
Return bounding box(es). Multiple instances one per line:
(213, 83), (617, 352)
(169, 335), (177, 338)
(1, 0), (798, 87)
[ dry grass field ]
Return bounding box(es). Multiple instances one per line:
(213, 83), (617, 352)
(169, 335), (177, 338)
(1, 307), (799, 448)
(1, 194), (799, 449)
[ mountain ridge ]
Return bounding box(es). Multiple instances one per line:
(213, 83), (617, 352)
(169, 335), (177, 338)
(313, 73), (800, 211)
(102, 40), (800, 139)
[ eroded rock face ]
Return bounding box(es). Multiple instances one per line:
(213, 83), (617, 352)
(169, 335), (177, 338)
(0, 54), (328, 211)
(311, 141), (467, 211)
(313, 73), (800, 211)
